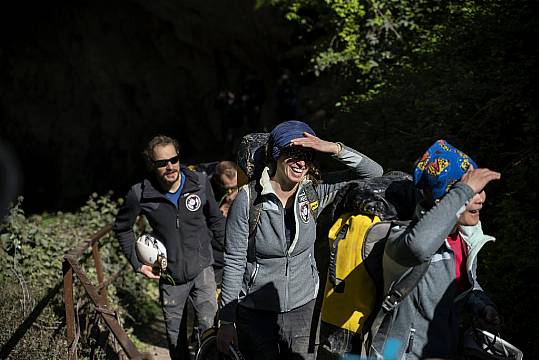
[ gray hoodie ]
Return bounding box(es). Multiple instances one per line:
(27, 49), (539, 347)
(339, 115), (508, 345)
(370, 183), (496, 359)
(219, 145), (383, 322)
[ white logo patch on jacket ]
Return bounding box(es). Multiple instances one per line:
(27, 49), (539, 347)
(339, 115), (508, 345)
(185, 194), (201, 211)
(300, 202), (310, 223)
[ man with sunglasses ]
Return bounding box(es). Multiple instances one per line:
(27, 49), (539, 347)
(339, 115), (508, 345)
(114, 135), (225, 359)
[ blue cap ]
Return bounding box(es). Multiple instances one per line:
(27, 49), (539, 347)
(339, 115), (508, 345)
(413, 140), (477, 199)
(269, 120), (316, 161)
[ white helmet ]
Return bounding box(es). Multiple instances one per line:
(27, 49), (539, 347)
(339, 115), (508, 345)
(135, 234), (168, 271)
(462, 327), (523, 360)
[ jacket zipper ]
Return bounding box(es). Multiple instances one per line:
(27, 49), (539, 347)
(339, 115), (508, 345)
(309, 253), (317, 299)
(406, 328), (416, 353)
(248, 263), (260, 290)
(285, 187), (301, 312)
(287, 188), (301, 255)
(283, 205), (289, 311)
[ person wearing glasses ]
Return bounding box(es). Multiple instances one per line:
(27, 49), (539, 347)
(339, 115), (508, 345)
(209, 161), (248, 288)
(211, 160), (247, 218)
(216, 120), (383, 360)
(114, 135), (225, 359)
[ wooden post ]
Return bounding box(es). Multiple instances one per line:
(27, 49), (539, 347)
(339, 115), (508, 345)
(63, 224), (144, 359)
(91, 242), (108, 305)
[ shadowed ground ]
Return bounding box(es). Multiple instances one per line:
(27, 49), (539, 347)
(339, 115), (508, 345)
(133, 305), (198, 360)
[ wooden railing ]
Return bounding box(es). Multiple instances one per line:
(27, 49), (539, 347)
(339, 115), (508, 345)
(63, 224), (146, 359)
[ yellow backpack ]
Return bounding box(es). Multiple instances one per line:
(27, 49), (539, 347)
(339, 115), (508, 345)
(322, 213), (379, 334)
(320, 213), (390, 355)
(319, 172), (420, 356)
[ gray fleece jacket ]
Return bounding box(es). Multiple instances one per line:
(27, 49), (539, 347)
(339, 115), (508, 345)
(219, 145), (383, 322)
(370, 182), (496, 360)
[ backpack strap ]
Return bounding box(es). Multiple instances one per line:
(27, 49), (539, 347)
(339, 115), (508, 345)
(328, 222), (350, 293)
(369, 261), (430, 356)
(303, 181), (320, 220)
(381, 262), (430, 314)
(377, 220), (427, 313)
(369, 220), (430, 352)
(247, 180), (263, 263)
(195, 171), (207, 193)
(195, 170), (205, 182)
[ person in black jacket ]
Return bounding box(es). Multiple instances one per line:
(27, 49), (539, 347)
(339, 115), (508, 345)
(114, 135), (225, 359)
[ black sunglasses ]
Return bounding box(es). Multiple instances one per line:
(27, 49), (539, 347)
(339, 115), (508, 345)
(281, 147), (314, 162)
(153, 155), (180, 168)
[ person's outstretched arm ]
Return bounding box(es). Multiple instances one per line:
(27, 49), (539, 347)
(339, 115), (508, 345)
(291, 132), (383, 211)
(386, 168), (501, 267)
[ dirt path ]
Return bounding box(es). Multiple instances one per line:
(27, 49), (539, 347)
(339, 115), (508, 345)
(133, 307), (198, 360)
(143, 342), (170, 360)
(133, 315), (170, 360)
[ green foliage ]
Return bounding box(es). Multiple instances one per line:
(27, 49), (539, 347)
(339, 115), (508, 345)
(1, 193), (119, 288)
(300, 1), (539, 358)
(267, 0), (538, 356)
(262, 0), (473, 98)
(0, 193), (160, 358)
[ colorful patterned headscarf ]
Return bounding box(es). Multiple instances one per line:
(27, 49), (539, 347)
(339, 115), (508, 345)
(269, 120), (316, 161)
(413, 140), (477, 199)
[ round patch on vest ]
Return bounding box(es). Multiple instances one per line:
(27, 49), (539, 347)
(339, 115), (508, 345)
(185, 194), (201, 211)
(300, 202), (310, 223)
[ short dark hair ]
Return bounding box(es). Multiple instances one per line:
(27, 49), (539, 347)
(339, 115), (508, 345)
(215, 161), (237, 183)
(143, 135), (180, 168)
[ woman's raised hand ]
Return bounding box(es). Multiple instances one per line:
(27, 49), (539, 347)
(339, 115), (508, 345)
(290, 132), (341, 155)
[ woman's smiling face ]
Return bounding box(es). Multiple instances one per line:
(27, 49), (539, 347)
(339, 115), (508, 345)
(274, 147), (313, 186)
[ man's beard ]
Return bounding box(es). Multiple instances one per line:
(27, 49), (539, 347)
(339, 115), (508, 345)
(161, 169), (179, 184)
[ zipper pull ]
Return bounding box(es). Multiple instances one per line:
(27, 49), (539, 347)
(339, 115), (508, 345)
(285, 256), (289, 276)
(176, 214), (180, 229)
(407, 328), (415, 353)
